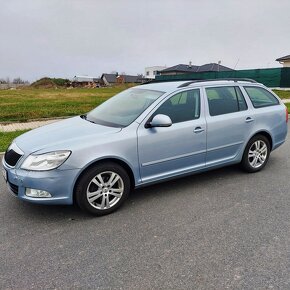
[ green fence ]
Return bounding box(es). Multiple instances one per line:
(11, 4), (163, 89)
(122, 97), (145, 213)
(155, 67), (290, 88)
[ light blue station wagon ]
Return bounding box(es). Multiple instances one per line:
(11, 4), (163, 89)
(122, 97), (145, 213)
(2, 79), (288, 215)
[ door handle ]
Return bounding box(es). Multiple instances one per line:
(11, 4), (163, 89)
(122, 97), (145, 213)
(245, 117), (254, 123)
(194, 127), (204, 133)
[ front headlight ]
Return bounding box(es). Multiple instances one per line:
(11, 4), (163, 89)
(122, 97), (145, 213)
(21, 151), (71, 171)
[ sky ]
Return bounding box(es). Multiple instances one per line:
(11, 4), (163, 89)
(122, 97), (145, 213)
(0, 0), (290, 82)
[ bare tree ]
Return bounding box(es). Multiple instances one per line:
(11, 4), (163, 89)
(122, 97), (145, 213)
(13, 77), (26, 84)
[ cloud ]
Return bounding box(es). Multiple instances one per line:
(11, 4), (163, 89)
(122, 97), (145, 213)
(1, 0), (290, 81)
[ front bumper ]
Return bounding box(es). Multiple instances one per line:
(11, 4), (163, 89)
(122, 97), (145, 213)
(2, 157), (79, 205)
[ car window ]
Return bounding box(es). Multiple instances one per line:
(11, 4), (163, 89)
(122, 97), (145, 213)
(206, 86), (247, 116)
(153, 89), (200, 123)
(244, 86), (279, 108)
(86, 88), (164, 127)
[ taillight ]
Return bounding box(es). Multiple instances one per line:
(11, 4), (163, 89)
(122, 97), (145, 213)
(286, 107), (288, 123)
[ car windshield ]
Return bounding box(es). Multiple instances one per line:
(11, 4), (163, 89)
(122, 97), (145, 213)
(86, 88), (164, 127)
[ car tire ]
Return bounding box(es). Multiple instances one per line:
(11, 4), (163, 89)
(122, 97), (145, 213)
(75, 162), (131, 216)
(241, 134), (270, 173)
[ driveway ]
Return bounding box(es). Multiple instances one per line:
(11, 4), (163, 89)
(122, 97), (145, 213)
(1, 126), (290, 289)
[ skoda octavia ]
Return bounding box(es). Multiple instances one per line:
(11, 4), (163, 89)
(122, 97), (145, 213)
(2, 79), (288, 215)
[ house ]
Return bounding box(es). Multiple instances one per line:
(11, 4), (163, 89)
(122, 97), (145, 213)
(116, 75), (146, 84)
(276, 55), (290, 67)
(159, 62), (234, 76)
(100, 74), (117, 86)
(100, 73), (145, 86)
(72, 75), (100, 88)
(145, 66), (167, 79)
(72, 75), (99, 82)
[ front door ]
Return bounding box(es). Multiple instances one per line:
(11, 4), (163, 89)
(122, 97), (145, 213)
(137, 89), (206, 184)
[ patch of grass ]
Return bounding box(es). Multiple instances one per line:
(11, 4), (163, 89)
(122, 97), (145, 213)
(273, 90), (290, 99)
(0, 130), (29, 152)
(0, 86), (288, 123)
(284, 103), (290, 111)
(0, 85), (134, 122)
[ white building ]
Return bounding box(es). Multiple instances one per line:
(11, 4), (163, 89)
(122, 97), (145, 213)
(145, 66), (167, 79)
(276, 55), (290, 67)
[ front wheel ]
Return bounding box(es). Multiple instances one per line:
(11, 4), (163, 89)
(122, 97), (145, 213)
(75, 162), (131, 216)
(241, 135), (270, 173)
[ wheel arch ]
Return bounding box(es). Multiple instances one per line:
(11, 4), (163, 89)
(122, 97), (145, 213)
(240, 130), (273, 162)
(72, 157), (136, 204)
(240, 130), (273, 172)
(250, 130), (273, 150)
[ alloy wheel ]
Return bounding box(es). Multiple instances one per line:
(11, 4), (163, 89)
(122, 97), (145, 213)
(248, 140), (268, 169)
(86, 171), (124, 210)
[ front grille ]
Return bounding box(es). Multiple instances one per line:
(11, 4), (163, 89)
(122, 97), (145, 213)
(4, 149), (22, 167)
(8, 181), (19, 195)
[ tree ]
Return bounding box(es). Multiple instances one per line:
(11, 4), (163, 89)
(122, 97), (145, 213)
(12, 77), (26, 84)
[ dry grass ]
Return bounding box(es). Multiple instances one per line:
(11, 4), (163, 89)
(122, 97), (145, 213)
(0, 87), (289, 152)
(0, 85), (134, 122)
(273, 89), (290, 99)
(0, 86), (289, 122)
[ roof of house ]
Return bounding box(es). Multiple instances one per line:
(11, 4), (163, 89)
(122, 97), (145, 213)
(276, 55), (290, 62)
(101, 73), (117, 83)
(197, 63), (234, 72)
(161, 64), (199, 73)
(160, 63), (234, 73)
(122, 75), (145, 83)
(101, 74), (145, 83)
(73, 76), (99, 82)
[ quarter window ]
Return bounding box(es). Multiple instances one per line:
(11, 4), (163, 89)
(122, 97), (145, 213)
(244, 86), (279, 108)
(153, 89), (200, 123)
(206, 86), (247, 116)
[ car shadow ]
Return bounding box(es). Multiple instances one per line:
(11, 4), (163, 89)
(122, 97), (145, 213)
(9, 164), (244, 221)
(128, 164), (242, 201)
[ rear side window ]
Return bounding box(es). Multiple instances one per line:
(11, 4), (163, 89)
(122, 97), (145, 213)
(153, 89), (200, 123)
(206, 86), (247, 116)
(244, 86), (279, 108)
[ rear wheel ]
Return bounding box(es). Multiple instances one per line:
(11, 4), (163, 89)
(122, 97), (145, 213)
(241, 134), (270, 173)
(75, 162), (131, 216)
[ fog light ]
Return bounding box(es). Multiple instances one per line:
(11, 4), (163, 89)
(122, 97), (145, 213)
(25, 188), (52, 198)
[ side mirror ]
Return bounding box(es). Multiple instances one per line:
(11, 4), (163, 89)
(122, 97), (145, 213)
(149, 114), (172, 128)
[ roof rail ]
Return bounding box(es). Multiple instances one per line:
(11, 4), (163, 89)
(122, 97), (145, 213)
(177, 78), (257, 88)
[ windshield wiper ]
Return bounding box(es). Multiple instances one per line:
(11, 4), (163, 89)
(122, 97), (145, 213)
(80, 114), (96, 124)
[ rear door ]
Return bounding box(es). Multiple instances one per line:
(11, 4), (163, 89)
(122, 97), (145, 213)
(204, 85), (254, 166)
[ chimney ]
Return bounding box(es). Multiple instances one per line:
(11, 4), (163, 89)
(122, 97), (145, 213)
(188, 61), (192, 68)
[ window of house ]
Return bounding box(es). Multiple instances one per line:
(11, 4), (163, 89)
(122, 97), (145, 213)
(244, 86), (279, 108)
(146, 71), (150, 76)
(152, 89), (200, 123)
(206, 86), (247, 116)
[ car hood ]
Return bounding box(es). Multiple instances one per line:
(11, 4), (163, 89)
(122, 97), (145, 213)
(14, 116), (122, 154)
